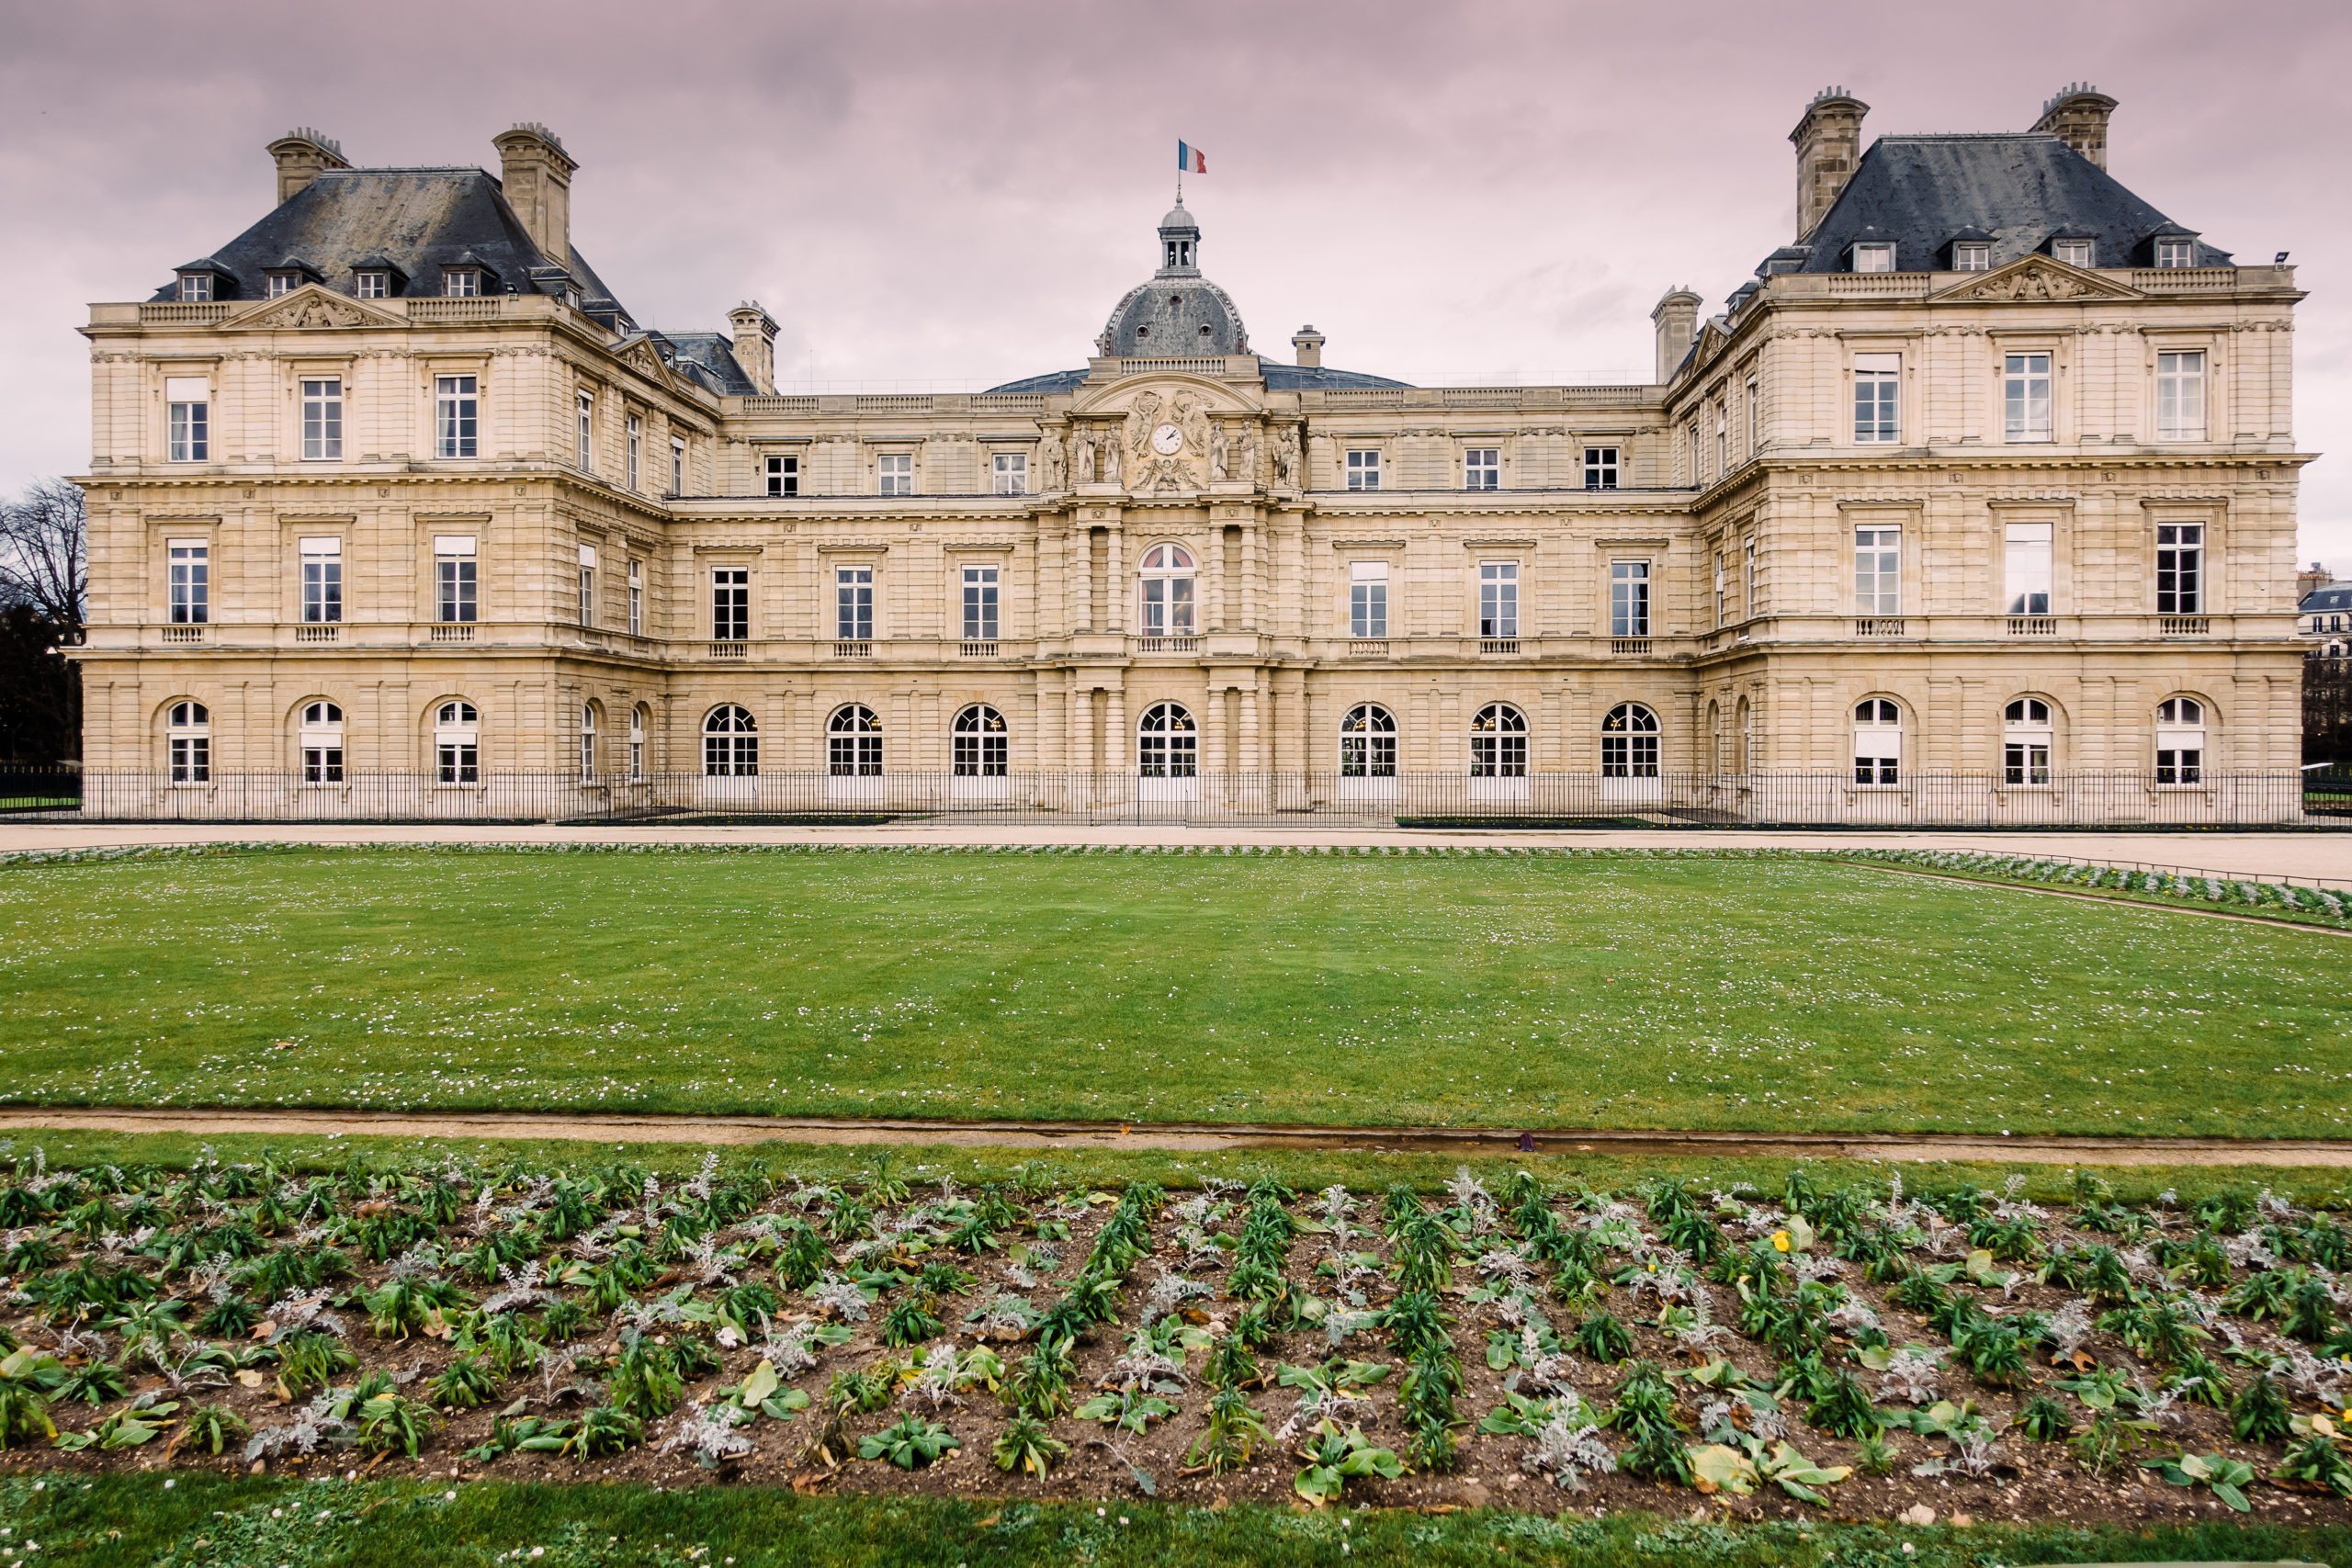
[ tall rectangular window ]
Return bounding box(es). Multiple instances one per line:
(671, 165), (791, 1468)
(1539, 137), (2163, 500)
(1478, 560), (1518, 638)
(300, 377), (342, 461)
(2004, 352), (2052, 442)
(2156, 350), (2206, 439)
(575, 390), (594, 471)
(836, 564), (874, 640)
(670, 436), (685, 494)
(165, 377), (209, 462)
(1742, 536), (1758, 619)
(1610, 559), (1650, 637)
(992, 452), (1027, 495)
(167, 539), (209, 624)
(765, 454), (799, 496)
(1713, 404), (1727, 475)
(711, 567), (749, 640)
(435, 375), (478, 458)
(1713, 550), (1728, 626)
(877, 453), (912, 494)
(1852, 526), (1901, 615)
(1345, 449), (1382, 491)
(1582, 446), (1620, 491)
(300, 536), (343, 624)
(1745, 374), (1759, 453)
(627, 558), (643, 637)
(625, 414), (642, 491)
(577, 545), (596, 627)
(962, 564), (1000, 640)
(1350, 560), (1388, 637)
(435, 535), (478, 623)
(2004, 522), (2052, 615)
(1463, 447), (1499, 491)
(2156, 523), (2203, 614)
(1852, 353), (1900, 444)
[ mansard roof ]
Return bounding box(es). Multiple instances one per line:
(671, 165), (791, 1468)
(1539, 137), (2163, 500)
(982, 360), (1409, 395)
(646, 331), (760, 398)
(1785, 133), (2233, 274)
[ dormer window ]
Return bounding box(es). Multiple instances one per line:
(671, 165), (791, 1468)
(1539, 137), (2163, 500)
(2154, 237), (2195, 268)
(2052, 238), (2095, 267)
(1952, 242), (1992, 272)
(176, 273), (213, 302)
(1852, 243), (1896, 274)
(444, 266), (481, 298)
(354, 270), (389, 299)
(265, 272), (300, 299)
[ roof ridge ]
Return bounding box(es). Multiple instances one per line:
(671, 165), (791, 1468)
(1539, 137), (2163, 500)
(316, 165), (492, 177)
(1874, 131), (2063, 143)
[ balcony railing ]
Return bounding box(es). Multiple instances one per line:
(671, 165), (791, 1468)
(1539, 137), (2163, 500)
(2006, 615), (2058, 637)
(1479, 637), (1520, 656)
(429, 623), (475, 644)
(707, 640), (749, 660)
(833, 639), (875, 659)
(1136, 636), (1200, 654)
(959, 640), (1000, 659)
(1347, 638), (1389, 658)
(160, 624), (205, 645)
(1855, 617), (1905, 637)
(295, 624), (339, 644)
(1610, 637), (1652, 656)
(2161, 615), (2211, 637)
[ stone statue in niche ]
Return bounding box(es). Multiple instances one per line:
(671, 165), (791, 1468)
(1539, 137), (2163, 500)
(1076, 433), (1095, 484)
(1102, 434), (1122, 485)
(1175, 391), (1211, 457)
(1211, 423), (1229, 480)
(1237, 423), (1257, 486)
(1039, 432), (1066, 491)
(1271, 425), (1299, 488)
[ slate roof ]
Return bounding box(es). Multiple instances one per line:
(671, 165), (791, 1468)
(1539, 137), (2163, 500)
(2302, 583), (2352, 615)
(1781, 134), (2233, 274)
(644, 331), (759, 398)
(982, 361), (1409, 395)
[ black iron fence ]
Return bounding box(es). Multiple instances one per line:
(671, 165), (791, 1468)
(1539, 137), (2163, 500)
(0, 767), (2322, 827)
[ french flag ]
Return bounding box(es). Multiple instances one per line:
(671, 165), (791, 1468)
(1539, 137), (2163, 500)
(1177, 141), (1206, 175)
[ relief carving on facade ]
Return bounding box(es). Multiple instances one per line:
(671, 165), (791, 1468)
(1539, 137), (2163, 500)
(243, 290), (379, 330)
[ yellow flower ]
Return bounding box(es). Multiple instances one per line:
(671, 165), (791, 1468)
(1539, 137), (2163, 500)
(1771, 1231), (1792, 1253)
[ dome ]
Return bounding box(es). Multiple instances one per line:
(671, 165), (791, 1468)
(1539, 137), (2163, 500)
(1159, 204), (1198, 233)
(1097, 199), (1248, 356)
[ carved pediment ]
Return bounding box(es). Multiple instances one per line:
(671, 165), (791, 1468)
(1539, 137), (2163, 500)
(1929, 256), (2141, 304)
(226, 284), (402, 331)
(616, 335), (677, 390)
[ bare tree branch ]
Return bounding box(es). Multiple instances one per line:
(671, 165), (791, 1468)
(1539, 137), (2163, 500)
(0, 479), (88, 632)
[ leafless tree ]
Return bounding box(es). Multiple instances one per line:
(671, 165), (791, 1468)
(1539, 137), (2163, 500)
(0, 478), (87, 632)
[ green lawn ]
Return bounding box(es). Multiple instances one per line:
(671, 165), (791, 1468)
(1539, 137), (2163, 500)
(0, 846), (2344, 1137)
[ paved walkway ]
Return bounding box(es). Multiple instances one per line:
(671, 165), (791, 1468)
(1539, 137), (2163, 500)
(4, 819), (2351, 885)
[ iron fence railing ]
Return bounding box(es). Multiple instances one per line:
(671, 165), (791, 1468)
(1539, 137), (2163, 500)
(0, 767), (2323, 828)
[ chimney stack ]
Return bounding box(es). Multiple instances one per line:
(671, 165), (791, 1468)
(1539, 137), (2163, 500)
(1790, 87), (1869, 241)
(1650, 288), (1701, 383)
(729, 302), (779, 396)
(2032, 84), (2118, 171)
(266, 128), (349, 205)
(1291, 325), (1324, 369)
(492, 123), (578, 265)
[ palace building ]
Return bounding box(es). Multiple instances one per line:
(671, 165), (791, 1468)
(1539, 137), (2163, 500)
(70, 86), (2312, 821)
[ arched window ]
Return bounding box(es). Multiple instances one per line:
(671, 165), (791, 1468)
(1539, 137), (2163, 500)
(2003, 698), (2052, 785)
(1339, 703), (1397, 777)
(1136, 701), (1197, 778)
(1468, 702), (1527, 778)
(829, 705), (883, 776)
(298, 700), (344, 784)
(628, 705), (648, 782)
(703, 705), (758, 777)
(434, 700), (480, 784)
(1600, 703), (1659, 778)
(1852, 698), (1901, 784)
(1138, 545), (1196, 637)
(579, 703), (598, 782)
(166, 701), (209, 784)
(2155, 696), (2205, 784)
(952, 705), (1008, 777)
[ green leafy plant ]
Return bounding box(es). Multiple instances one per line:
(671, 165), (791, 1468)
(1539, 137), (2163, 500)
(991, 1411), (1069, 1477)
(356, 1390), (435, 1459)
(169, 1401), (250, 1458)
(2144, 1450), (2256, 1512)
(880, 1294), (945, 1348)
(1805, 1369), (1881, 1439)
(1292, 1418), (1405, 1506)
(858, 1414), (958, 1469)
(429, 1354), (502, 1410)
(2230, 1371), (2293, 1443)
(1075, 1387), (1176, 1435)
(1574, 1308), (1634, 1364)
(558, 1404), (641, 1461)
(2016, 1393), (2075, 1442)
(2276, 1431), (2352, 1497)
(1185, 1384), (1269, 1473)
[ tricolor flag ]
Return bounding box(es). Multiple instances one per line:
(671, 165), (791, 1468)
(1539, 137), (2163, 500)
(1177, 141), (1206, 175)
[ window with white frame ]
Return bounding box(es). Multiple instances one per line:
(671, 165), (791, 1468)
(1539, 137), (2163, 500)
(2156, 522), (2203, 614)
(835, 563), (874, 641)
(711, 567), (749, 640)
(165, 378), (209, 462)
(1852, 698), (1901, 784)
(435, 375), (478, 458)
(1469, 702), (1528, 777)
(2004, 522), (2052, 615)
(828, 705), (883, 775)
(265, 272), (299, 299)
(1600, 703), (1660, 777)
(1713, 549), (1727, 627)
(992, 452), (1028, 495)
(167, 700), (209, 783)
(300, 378), (342, 460)
(2154, 237), (2195, 268)
(765, 454), (798, 497)
(1713, 403), (1727, 475)
(1583, 446), (1620, 491)
(1952, 241), (1992, 272)
(2004, 352), (2052, 441)
(2155, 696), (2205, 784)
(1610, 559), (1650, 637)
(625, 414), (642, 491)
(1138, 544), (1196, 635)
(1852, 525), (1901, 615)
(576, 545), (596, 627)
(300, 536), (342, 624)
(876, 452), (912, 495)
(435, 700), (480, 784)
(1464, 447), (1499, 491)
(702, 705), (757, 775)
(355, 270), (390, 299)
(1136, 701), (1198, 778)
(1687, 417), (1701, 482)
(1349, 559), (1388, 638)
(2052, 238), (2095, 267)
(1852, 242), (1896, 273)
(574, 390), (594, 470)
(176, 273), (213, 302)
(1339, 703), (1397, 777)
(952, 704), (1009, 777)
(444, 266), (481, 298)
(298, 700), (344, 783)
(167, 539), (209, 624)
(1479, 560), (1519, 638)
(1745, 374), (1759, 454)
(1852, 353), (1900, 444)
(962, 563), (1000, 641)
(670, 435), (685, 495)
(2156, 350), (2206, 439)
(1742, 535), (1758, 619)
(2003, 697), (2052, 784)
(435, 535), (478, 623)
(1345, 448), (1382, 491)
(627, 558), (643, 637)
(578, 704), (597, 781)
(628, 705), (647, 781)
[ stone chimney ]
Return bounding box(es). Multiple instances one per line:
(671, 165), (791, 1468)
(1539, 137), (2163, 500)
(492, 123), (578, 265)
(1650, 288), (1701, 383)
(728, 302), (779, 396)
(1291, 325), (1324, 369)
(2032, 83), (2118, 171)
(2301, 562), (2336, 602)
(266, 128), (349, 205)
(1790, 87), (1869, 241)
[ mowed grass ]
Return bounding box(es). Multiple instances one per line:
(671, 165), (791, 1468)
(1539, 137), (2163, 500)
(0, 846), (2344, 1137)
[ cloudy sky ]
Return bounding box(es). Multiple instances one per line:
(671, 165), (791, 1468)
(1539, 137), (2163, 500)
(2, 0), (2344, 565)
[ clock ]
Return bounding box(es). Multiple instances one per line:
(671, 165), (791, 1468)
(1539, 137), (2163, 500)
(1150, 423), (1183, 455)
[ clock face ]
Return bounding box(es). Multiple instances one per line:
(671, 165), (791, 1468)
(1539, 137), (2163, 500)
(1150, 423), (1183, 455)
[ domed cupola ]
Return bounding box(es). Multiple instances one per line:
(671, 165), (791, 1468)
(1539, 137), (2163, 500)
(1097, 198), (1250, 357)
